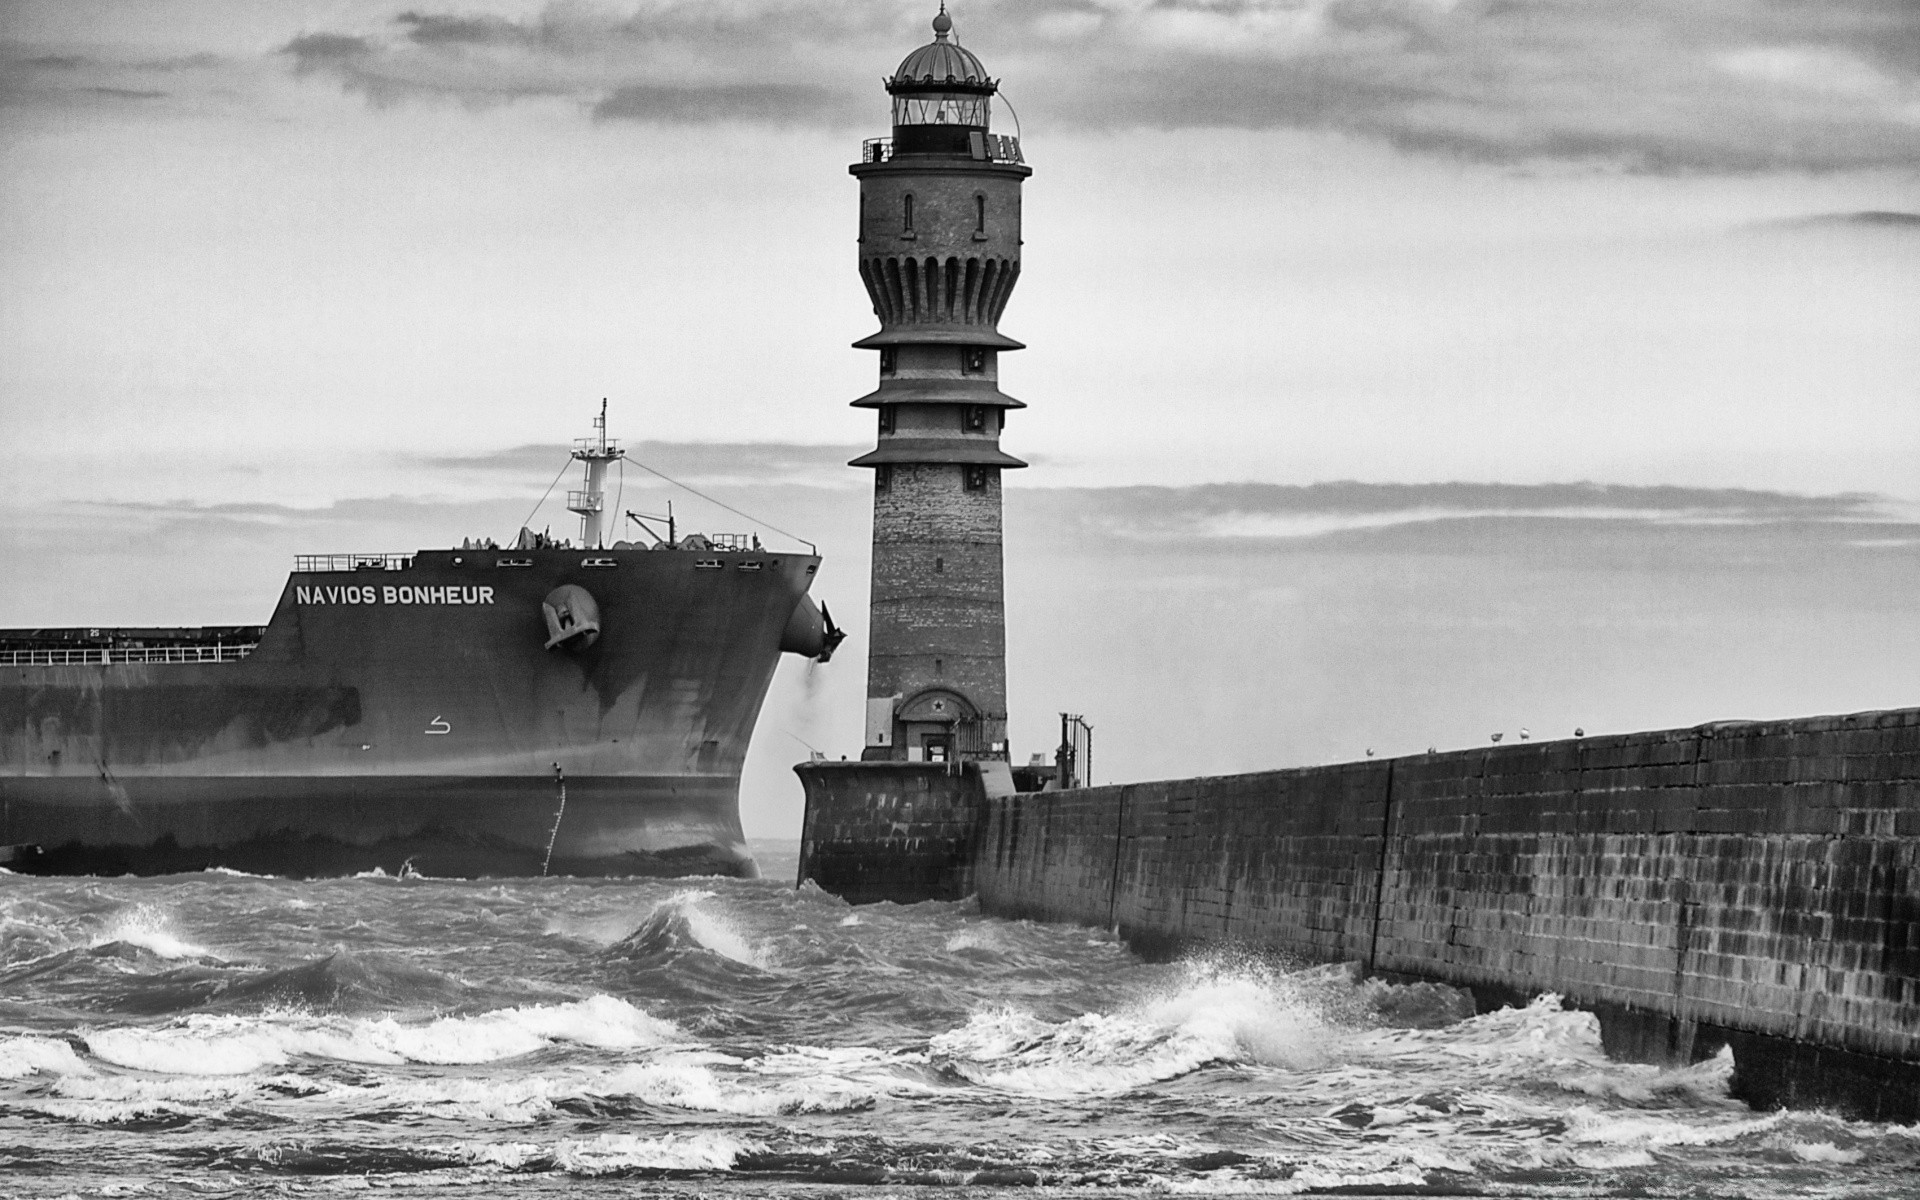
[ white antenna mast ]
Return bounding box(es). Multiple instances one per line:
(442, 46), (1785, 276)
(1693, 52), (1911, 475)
(566, 399), (624, 548)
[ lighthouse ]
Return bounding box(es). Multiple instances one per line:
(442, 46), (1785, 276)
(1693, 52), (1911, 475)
(794, 7), (1031, 903)
(850, 7), (1030, 767)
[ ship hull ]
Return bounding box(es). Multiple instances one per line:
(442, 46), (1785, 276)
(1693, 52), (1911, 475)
(0, 774), (750, 878)
(2, 546), (822, 878)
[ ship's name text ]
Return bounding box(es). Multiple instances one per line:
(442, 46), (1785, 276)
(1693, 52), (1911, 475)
(295, 585), (497, 606)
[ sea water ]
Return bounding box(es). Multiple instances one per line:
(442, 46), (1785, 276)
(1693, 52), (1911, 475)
(2, 843), (1915, 1198)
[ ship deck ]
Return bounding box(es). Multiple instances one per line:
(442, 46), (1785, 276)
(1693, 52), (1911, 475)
(0, 627), (265, 666)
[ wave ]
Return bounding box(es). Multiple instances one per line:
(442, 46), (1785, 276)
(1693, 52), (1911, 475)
(930, 963), (1332, 1097)
(105, 947), (473, 1017)
(608, 890), (771, 969)
(81, 994), (681, 1075)
(595, 1056), (879, 1115)
(553, 1131), (755, 1176)
(0, 1034), (92, 1079)
(92, 903), (216, 961)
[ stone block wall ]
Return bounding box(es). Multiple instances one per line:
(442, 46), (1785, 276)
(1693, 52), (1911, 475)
(867, 464), (1007, 716)
(978, 763), (1390, 961)
(795, 760), (985, 904)
(1372, 713), (1919, 1065)
(968, 708), (1920, 1119)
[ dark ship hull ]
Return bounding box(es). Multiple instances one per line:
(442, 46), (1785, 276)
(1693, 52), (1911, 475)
(1, 546), (827, 878)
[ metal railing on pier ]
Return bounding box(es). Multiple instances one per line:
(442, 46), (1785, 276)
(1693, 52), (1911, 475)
(1, 644), (257, 667)
(294, 553), (415, 573)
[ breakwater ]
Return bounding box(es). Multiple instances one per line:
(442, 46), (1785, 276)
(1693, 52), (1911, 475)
(797, 708), (1920, 1120)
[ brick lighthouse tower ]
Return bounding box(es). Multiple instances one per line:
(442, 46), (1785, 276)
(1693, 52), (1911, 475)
(850, 6), (1030, 768)
(794, 7), (1031, 901)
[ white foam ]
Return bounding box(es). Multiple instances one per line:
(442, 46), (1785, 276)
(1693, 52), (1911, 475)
(932, 1007), (1231, 1097)
(597, 1059), (877, 1115)
(1788, 1140), (1864, 1163)
(932, 965), (1330, 1097)
(365, 1075), (564, 1123)
(1163, 1161), (1427, 1196)
(838, 914), (863, 927)
(19, 1070), (270, 1124)
(359, 995), (680, 1063)
(91, 903), (213, 961)
(1556, 1043), (1735, 1103)
(553, 1131), (753, 1175)
(0, 1035), (93, 1078)
(944, 929), (997, 952)
(1566, 1106), (1786, 1147)
(81, 995), (681, 1075)
(450, 1141), (548, 1170)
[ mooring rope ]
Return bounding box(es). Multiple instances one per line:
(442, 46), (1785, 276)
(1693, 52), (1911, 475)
(541, 764), (567, 877)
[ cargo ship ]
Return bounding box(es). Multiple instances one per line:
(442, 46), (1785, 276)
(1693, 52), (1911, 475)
(0, 411), (842, 878)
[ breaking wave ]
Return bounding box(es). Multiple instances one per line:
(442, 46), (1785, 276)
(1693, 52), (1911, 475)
(552, 1131), (755, 1176)
(91, 903), (215, 961)
(609, 889), (772, 969)
(931, 961), (1334, 1096)
(82, 995), (680, 1075)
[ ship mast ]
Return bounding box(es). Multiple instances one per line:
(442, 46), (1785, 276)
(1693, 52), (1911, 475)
(566, 400), (624, 549)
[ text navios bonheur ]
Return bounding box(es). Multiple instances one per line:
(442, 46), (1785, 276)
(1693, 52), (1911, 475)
(295, 585), (496, 606)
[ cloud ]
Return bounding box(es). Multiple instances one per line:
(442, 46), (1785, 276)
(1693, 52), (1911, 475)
(1763, 209), (1920, 231)
(419, 441), (870, 487)
(6, 1), (1915, 167)
(0, 42), (233, 110)
(251, 0), (1920, 169)
(591, 82), (857, 123)
(1012, 481), (1912, 549)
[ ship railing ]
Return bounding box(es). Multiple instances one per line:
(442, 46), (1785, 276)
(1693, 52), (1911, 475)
(572, 437), (622, 458)
(566, 490), (604, 512)
(1, 643), (257, 667)
(704, 533), (758, 551)
(295, 553), (415, 572)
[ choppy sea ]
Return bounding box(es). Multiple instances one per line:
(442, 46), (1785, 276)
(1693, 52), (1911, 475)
(2, 842), (1915, 1198)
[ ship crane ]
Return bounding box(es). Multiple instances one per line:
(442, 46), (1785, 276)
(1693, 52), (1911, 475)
(566, 400), (624, 549)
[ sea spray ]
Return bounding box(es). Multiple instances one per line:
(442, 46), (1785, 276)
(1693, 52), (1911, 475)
(91, 902), (216, 961)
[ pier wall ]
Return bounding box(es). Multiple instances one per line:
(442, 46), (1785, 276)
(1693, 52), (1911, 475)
(965, 708), (1919, 1119)
(794, 761), (985, 903)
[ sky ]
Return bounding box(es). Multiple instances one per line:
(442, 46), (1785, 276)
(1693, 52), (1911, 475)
(2, 0), (1916, 837)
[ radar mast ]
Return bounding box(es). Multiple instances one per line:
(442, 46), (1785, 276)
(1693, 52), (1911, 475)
(566, 400), (624, 549)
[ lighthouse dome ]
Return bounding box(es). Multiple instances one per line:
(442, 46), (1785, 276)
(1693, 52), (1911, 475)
(891, 10), (991, 87)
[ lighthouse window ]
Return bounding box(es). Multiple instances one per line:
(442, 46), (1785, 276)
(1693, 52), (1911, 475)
(965, 406), (987, 432)
(962, 347), (987, 375)
(880, 347), (897, 375)
(966, 465), (989, 491)
(903, 194), (914, 235)
(875, 465), (891, 492)
(893, 95), (989, 127)
(878, 404), (896, 434)
(975, 195), (986, 234)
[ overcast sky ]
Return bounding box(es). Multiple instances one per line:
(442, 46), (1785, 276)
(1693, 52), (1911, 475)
(2, 1), (1915, 836)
